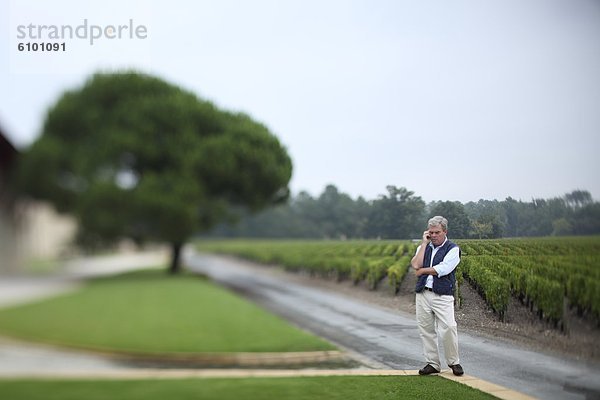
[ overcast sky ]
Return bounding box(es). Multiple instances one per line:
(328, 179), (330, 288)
(1, 0), (599, 203)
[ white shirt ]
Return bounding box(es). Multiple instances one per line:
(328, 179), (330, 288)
(414, 238), (461, 288)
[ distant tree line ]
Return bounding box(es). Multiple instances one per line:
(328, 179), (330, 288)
(205, 186), (600, 239)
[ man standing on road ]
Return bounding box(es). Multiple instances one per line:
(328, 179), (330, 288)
(411, 216), (464, 376)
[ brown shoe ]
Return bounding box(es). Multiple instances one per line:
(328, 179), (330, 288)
(418, 364), (440, 375)
(449, 364), (464, 376)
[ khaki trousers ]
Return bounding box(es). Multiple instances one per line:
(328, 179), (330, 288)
(416, 290), (460, 370)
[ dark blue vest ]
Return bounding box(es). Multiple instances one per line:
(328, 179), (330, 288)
(415, 239), (459, 296)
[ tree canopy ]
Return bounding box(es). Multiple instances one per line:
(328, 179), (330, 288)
(18, 72), (292, 272)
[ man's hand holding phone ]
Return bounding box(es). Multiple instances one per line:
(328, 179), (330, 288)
(422, 230), (431, 243)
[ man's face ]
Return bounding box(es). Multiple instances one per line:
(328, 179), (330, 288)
(428, 225), (447, 246)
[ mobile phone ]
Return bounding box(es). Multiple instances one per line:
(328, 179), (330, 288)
(426, 234), (431, 239)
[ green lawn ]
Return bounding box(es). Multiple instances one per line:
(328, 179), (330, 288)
(0, 376), (497, 400)
(0, 270), (334, 353)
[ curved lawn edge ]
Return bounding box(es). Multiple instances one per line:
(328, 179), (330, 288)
(97, 349), (350, 367)
(0, 269), (335, 354)
(0, 334), (349, 368)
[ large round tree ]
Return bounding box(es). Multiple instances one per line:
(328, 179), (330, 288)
(18, 72), (292, 273)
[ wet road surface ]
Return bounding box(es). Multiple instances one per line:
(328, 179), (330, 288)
(186, 252), (600, 400)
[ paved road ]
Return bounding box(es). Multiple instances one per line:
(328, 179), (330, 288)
(186, 252), (600, 400)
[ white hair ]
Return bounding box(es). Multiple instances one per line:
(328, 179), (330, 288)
(428, 216), (448, 231)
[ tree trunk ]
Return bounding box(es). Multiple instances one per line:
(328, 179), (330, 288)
(169, 242), (183, 274)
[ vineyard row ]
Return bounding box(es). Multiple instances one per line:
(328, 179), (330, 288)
(197, 237), (600, 328)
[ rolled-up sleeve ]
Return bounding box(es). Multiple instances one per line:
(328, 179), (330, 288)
(414, 245), (421, 256)
(432, 247), (460, 277)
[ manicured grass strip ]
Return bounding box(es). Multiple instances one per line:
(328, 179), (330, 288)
(0, 376), (498, 400)
(0, 270), (334, 353)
